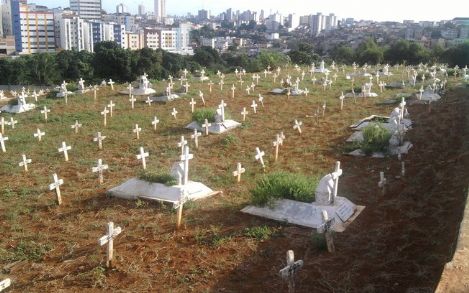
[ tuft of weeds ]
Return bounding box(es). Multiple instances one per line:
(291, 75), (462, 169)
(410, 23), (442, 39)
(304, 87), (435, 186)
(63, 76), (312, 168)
(360, 123), (391, 155)
(192, 108), (216, 125)
(244, 225), (276, 241)
(138, 170), (177, 186)
(221, 133), (238, 146)
(0, 240), (51, 262)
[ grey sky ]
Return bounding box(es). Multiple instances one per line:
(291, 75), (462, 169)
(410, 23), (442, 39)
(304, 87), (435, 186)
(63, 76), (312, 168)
(37, 0), (464, 22)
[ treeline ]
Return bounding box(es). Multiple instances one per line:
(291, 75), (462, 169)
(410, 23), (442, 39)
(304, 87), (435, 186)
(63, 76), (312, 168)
(0, 41), (289, 85)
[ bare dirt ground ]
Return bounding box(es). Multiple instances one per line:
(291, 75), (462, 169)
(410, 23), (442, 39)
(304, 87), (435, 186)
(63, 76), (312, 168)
(0, 72), (468, 292)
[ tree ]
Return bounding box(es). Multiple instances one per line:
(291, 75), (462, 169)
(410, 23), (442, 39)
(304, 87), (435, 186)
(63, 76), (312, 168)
(330, 45), (355, 64)
(28, 53), (59, 85)
(384, 40), (430, 65)
(356, 38), (384, 65)
(93, 41), (133, 82)
(442, 42), (469, 67)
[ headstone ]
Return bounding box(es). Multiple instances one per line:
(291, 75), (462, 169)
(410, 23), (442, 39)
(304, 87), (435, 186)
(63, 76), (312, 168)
(92, 159), (109, 184)
(233, 162), (245, 183)
(93, 132), (106, 150)
(58, 141), (72, 161)
(49, 173), (64, 205)
(98, 222), (122, 267)
(315, 161), (342, 205)
(136, 147), (149, 169)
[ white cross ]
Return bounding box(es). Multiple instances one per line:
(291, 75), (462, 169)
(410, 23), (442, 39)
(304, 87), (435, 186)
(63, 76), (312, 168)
(241, 107), (248, 121)
(184, 82), (190, 93)
(108, 79), (115, 90)
(136, 147), (149, 169)
(93, 132), (106, 150)
(101, 106), (109, 127)
(0, 133), (9, 153)
(133, 124), (142, 139)
(378, 171), (387, 192)
(218, 100), (227, 122)
(9, 117), (17, 129)
(49, 173), (64, 205)
(177, 136), (188, 155)
(190, 98), (196, 113)
(293, 119), (303, 134)
(322, 102), (326, 116)
(145, 96), (153, 107)
(92, 158), (109, 184)
(93, 85), (98, 100)
(255, 147), (265, 169)
(245, 86), (251, 95)
(279, 250), (304, 292)
(258, 94), (264, 107)
(273, 134), (282, 161)
(180, 146), (193, 185)
(98, 222), (122, 268)
(191, 129), (202, 149)
(231, 84), (236, 98)
(304, 88), (309, 96)
(202, 119), (211, 136)
(152, 116), (160, 131)
(183, 68), (188, 78)
(339, 92), (345, 111)
(107, 100), (116, 117)
(34, 128), (45, 141)
(171, 108), (178, 119)
(71, 120), (82, 134)
(331, 161), (342, 203)
(32, 90), (39, 102)
(233, 162), (246, 183)
(127, 83), (133, 98)
(0, 278), (11, 291)
(129, 95), (136, 109)
(251, 100), (258, 114)
(19, 154), (32, 172)
(0, 117), (10, 134)
(218, 80), (223, 91)
(58, 141), (72, 161)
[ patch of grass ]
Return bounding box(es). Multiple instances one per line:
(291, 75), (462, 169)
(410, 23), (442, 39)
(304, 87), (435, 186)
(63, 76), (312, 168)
(195, 225), (232, 247)
(138, 170), (177, 186)
(221, 133), (238, 146)
(192, 108), (216, 125)
(360, 123), (391, 155)
(250, 172), (318, 206)
(311, 233), (327, 250)
(0, 240), (51, 262)
(244, 225), (275, 241)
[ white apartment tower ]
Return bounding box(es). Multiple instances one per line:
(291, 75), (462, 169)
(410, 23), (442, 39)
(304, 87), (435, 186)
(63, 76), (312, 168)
(70, 0), (102, 20)
(154, 0), (165, 22)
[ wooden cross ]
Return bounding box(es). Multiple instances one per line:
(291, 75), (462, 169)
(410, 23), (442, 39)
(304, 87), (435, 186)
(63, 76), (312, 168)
(0, 278), (11, 291)
(127, 83), (132, 98)
(321, 210), (336, 253)
(304, 88), (309, 96)
(152, 116), (160, 131)
(176, 188), (187, 230)
(184, 82), (190, 93)
(64, 91), (68, 105)
(219, 80), (223, 91)
(190, 98), (196, 113)
(191, 129), (201, 149)
(280, 131), (286, 145)
(107, 100), (115, 117)
(133, 124), (142, 140)
(258, 94), (264, 107)
(251, 100), (258, 114)
(273, 134), (282, 161)
(49, 173), (64, 205)
(0, 133), (9, 153)
(93, 132), (106, 150)
(241, 107), (248, 121)
(339, 92), (345, 111)
(279, 250), (304, 293)
(9, 117), (17, 129)
(93, 85), (98, 100)
(101, 106), (109, 127)
(180, 145), (193, 185)
(92, 159), (109, 184)
(245, 86), (251, 95)
(171, 108), (178, 119)
(98, 222), (122, 268)
(40, 106), (50, 122)
(34, 128), (45, 142)
(232, 162), (245, 183)
(19, 154), (32, 172)
(0, 117), (10, 134)
(231, 84), (236, 98)
(208, 81), (214, 92)
(145, 96), (153, 107)
(255, 147), (266, 170)
(378, 171), (387, 195)
(331, 161), (342, 203)
(33, 90), (38, 102)
(71, 120), (82, 134)
(322, 102), (326, 117)
(136, 147), (149, 169)
(177, 136), (188, 155)
(218, 100), (227, 122)
(129, 95), (136, 109)
(108, 79), (115, 90)
(202, 119), (211, 136)
(293, 120), (303, 134)
(58, 141), (72, 161)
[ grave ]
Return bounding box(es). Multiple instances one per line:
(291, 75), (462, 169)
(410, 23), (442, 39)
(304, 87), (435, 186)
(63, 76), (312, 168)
(151, 83), (180, 102)
(0, 91), (35, 113)
(241, 162), (364, 232)
(119, 73), (156, 96)
(56, 81), (74, 98)
(108, 146), (216, 207)
(186, 100), (241, 134)
(76, 78), (89, 94)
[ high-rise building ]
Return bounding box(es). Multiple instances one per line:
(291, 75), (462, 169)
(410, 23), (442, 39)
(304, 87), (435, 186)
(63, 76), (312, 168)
(0, 3), (4, 37)
(154, 0), (165, 22)
(70, 0), (102, 20)
(1, 0), (13, 36)
(138, 4), (145, 16)
(12, 0), (55, 54)
(198, 9), (209, 21)
(310, 13), (326, 36)
(116, 3), (127, 14)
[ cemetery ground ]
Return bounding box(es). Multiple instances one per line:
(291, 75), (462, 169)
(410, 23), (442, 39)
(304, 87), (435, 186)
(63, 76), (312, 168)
(0, 70), (469, 292)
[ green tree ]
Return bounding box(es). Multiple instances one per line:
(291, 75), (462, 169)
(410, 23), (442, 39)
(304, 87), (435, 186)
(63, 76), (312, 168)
(442, 42), (469, 67)
(330, 45), (355, 64)
(93, 41), (133, 82)
(356, 38), (384, 65)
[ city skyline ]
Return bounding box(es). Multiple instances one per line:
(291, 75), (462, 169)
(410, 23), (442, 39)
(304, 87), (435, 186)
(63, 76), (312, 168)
(35, 0), (465, 22)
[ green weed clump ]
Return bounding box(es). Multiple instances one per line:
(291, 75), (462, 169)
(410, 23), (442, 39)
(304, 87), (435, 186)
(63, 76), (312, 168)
(250, 172), (318, 206)
(138, 170), (177, 186)
(0, 240), (51, 262)
(360, 123), (391, 155)
(192, 108), (216, 125)
(244, 225), (276, 240)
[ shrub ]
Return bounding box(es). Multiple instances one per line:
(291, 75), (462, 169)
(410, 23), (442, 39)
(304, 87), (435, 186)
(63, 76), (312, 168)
(138, 170), (177, 186)
(192, 108), (216, 125)
(250, 172), (318, 206)
(360, 123), (391, 155)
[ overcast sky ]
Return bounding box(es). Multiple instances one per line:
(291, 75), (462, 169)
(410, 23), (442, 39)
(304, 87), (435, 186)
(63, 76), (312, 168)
(39, 0), (463, 22)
